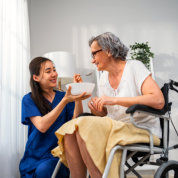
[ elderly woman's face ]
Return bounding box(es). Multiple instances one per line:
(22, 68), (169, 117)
(90, 41), (109, 71)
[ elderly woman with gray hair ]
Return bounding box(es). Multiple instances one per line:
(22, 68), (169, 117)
(52, 32), (165, 178)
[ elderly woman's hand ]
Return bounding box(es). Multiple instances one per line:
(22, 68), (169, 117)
(88, 97), (107, 116)
(73, 73), (83, 83)
(88, 97), (98, 111)
(94, 96), (114, 112)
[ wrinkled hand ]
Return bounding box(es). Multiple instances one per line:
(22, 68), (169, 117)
(73, 73), (83, 83)
(88, 96), (106, 116)
(64, 85), (91, 103)
(88, 97), (98, 112)
(91, 96), (113, 112)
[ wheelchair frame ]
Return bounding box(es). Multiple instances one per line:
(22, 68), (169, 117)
(103, 79), (178, 178)
(52, 80), (178, 178)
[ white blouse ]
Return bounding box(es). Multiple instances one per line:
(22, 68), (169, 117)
(98, 60), (162, 138)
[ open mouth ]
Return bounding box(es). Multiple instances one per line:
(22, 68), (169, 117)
(50, 79), (57, 83)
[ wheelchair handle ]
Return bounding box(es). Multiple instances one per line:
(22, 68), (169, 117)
(167, 144), (178, 152)
(174, 144), (178, 149)
(170, 79), (178, 87)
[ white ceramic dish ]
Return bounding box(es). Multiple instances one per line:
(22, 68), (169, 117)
(66, 82), (95, 95)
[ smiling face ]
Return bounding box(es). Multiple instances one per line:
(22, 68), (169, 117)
(90, 41), (110, 71)
(33, 60), (58, 90)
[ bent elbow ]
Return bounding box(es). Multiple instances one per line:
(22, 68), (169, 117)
(156, 98), (165, 110)
(38, 126), (48, 133)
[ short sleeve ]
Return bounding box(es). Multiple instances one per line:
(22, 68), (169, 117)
(21, 93), (42, 125)
(66, 101), (75, 121)
(132, 60), (151, 94)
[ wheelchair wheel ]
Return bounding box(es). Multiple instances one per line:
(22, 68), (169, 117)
(154, 160), (178, 178)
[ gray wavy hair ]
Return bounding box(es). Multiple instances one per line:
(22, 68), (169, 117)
(89, 32), (129, 60)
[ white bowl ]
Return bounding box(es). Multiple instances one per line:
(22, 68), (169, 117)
(66, 82), (95, 95)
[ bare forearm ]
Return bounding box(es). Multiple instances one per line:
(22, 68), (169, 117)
(31, 87), (91, 132)
(31, 98), (68, 133)
(73, 101), (83, 118)
(112, 94), (164, 109)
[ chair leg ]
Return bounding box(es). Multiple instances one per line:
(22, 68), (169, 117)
(86, 170), (90, 178)
(102, 145), (122, 178)
(120, 149), (127, 178)
(51, 159), (61, 178)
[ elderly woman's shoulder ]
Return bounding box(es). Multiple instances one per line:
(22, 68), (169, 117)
(127, 59), (146, 69)
(127, 59), (143, 65)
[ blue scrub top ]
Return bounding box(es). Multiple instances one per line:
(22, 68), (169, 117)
(19, 90), (74, 175)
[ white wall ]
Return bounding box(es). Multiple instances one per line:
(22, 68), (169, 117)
(28, 0), (178, 162)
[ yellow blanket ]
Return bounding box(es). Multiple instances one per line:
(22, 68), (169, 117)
(52, 116), (160, 178)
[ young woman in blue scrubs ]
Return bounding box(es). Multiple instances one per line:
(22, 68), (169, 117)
(19, 57), (89, 178)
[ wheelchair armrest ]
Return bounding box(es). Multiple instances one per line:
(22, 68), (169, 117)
(126, 104), (162, 154)
(126, 104), (166, 115)
(126, 104), (170, 154)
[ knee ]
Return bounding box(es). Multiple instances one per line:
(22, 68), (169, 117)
(35, 159), (57, 178)
(35, 165), (50, 178)
(64, 132), (77, 150)
(76, 131), (85, 145)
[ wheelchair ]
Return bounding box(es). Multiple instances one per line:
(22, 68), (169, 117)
(103, 79), (178, 178)
(52, 79), (178, 178)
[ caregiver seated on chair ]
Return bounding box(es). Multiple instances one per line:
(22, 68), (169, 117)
(19, 57), (90, 178)
(51, 32), (165, 178)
